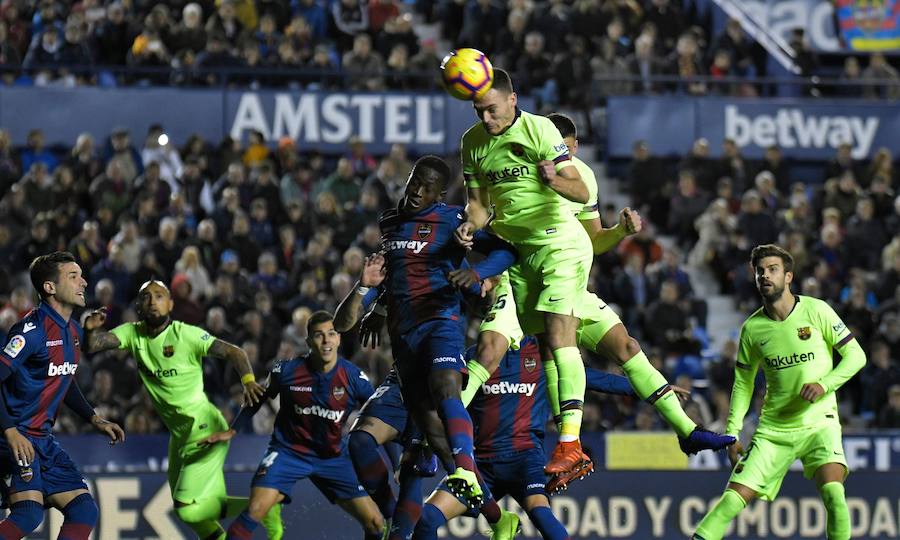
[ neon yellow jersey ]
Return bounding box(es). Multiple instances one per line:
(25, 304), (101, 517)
(111, 321), (216, 437)
(728, 296), (854, 434)
(571, 156), (600, 221)
(461, 109), (585, 245)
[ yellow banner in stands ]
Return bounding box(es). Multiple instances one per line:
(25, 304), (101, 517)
(606, 432), (689, 470)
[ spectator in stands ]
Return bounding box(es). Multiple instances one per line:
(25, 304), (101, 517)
(68, 219), (106, 272)
(171, 3), (206, 55)
(89, 159), (131, 214)
(169, 272), (205, 325)
(194, 32), (242, 85)
(668, 31), (705, 95)
(457, 0), (505, 55)
(825, 170), (861, 221)
(643, 280), (692, 356)
(737, 189), (777, 247)
(837, 56), (864, 98)
(332, 0), (369, 53)
(515, 32), (555, 107)
(205, 0), (244, 46)
(824, 142), (862, 182)
(377, 13), (418, 59)
(679, 137), (717, 193)
(862, 51), (900, 100)
(493, 9), (528, 69)
(319, 157), (362, 208)
(20, 129), (58, 173)
(90, 242), (132, 305)
(292, 0), (328, 40)
(342, 33), (384, 90)
(105, 126), (143, 181)
(718, 138), (748, 192)
(845, 197), (889, 272)
(668, 169), (709, 247)
(878, 385), (900, 429)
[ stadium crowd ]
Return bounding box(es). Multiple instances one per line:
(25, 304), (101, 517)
(1, 0), (899, 105)
(0, 114), (897, 439)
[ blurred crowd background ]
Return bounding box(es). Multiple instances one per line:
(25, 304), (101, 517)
(0, 0), (897, 439)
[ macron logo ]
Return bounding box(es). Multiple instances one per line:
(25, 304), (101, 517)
(22, 323), (36, 334)
(725, 105), (878, 159)
(481, 381), (537, 396)
(294, 404), (345, 423)
(48, 362), (78, 377)
(385, 240), (429, 254)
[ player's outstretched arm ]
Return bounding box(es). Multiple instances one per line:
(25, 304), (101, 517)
(335, 253), (386, 332)
(200, 376), (279, 447)
(538, 161), (589, 203)
(581, 207), (643, 255)
(64, 381), (125, 445)
(207, 339), (265, 406)
(82, 308), (121, 353)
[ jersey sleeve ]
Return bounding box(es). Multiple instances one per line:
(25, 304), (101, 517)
(461, 131), (481, 188)
(534, 116), (572, 172)
(726, 323), (760, 437)
(811, 298), (854, 349)
(351, 366), (374, 404)
(0, 323), (40, 374)
(575, 164), (600, 221)
(586, 367), (635, 396)
(181, 324), (216, 358)
(110, 323), (136, 350)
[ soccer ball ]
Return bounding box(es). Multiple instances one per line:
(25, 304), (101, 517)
(440, 48), (494, 101)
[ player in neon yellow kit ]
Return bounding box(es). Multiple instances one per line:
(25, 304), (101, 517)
(83, 280), (283, 540)
(693, 245), (866, 540)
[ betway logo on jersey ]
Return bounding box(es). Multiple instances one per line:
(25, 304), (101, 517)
(725, 105), (878, 158)
(481, 381), (537, 396)
(384, 240), (428, 254)
(294, 404), (345, 423)
(47, 362), (78, 376)
(764, 351), (815, 370)
(485, 165), (528, 183)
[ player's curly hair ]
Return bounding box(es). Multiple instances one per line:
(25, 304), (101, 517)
(413, 155), (451, 189)
(29, 251), (77, 300)
(750, 244), (794, 273)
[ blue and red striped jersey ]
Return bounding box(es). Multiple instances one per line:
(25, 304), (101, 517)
(468, 336), (547, 458)
(0, 303), (83, 437)
(380, 203), (468, 336)
(269, 355), (373, 458)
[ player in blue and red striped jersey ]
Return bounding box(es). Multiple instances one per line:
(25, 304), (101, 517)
(213, 311), (385, 540)
(378, 155), (517, 510)
(0, 251), (125, 540)
(414, 336), (687, 540)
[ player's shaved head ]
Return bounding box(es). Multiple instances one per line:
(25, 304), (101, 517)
(490, 68), (514, 95)
(547, 113), (577, 139)
(137, 280), (173, 328)
(138, 279), (170, 296)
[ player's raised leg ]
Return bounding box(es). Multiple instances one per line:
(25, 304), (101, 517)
(816, 463), (850, 540)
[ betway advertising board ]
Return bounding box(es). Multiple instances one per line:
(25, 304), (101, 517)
(0, 87), (529, 154)
(607, 96), (898, 160)
(13, 471), (900, 539)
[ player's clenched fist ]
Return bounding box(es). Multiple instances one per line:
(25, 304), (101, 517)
(619, 207), (642, 235)
(455, 222), (476, 249)
(537, 160), (556, 183)
(727, 440), (745, 467)
(84, 307), (107, 330)
(799, 382), (825, 403)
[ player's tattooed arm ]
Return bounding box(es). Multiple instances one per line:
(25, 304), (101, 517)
(83, 308), (121, 353)
(538, 161), (589, 203)
(208, 339), (265, 406)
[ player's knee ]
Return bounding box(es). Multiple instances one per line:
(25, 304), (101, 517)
(348, 430), (377, 461)
(618, 336), (642, 363)
(174, 501), (218, 525)
(6, 500), (45, 534)
(476, 333), (506, 372)
(61, 493), (99, 528)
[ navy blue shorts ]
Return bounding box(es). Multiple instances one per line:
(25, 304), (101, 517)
(251, 444), (367, 504)
(393, 319), (467, 407)
(0, 432), (88, 506)
(358, 368), (408, 435)
(438, 447), (547, 508)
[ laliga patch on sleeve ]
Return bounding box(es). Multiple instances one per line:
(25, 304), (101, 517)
(3, 335), (26, 358)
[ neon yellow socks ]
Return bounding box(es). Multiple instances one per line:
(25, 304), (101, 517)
(621, 351), (695, 437)
(821, 482), (850, 540)
(694, 489), (746, 540)
(461, 361), (492, 407)
(554, 347), (585, 442)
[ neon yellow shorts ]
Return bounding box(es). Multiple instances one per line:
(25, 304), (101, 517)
(508, 239), (593, 335)
(479, 272), (525, 349)
(730, 423), (848, 501)
(168, 405), (230, 503)
(575, 291), (623, 352)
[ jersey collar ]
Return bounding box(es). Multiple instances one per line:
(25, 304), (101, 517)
(38, 301), (68, 328)
(494, 107), (522, 137)
(762, 294), (800, 322)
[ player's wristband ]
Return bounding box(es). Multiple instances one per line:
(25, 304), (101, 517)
(357, 286), (371, 296)
(241, 373), (256, 385)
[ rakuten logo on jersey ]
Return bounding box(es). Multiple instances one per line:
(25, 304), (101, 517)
(481, 381), (537, 396)
(725, 105), (878, 158)
(764, 351), (815, 370)
(48, 362), (78, 376)
(294, 404), (345, 423)
(384, 240), (428, 254)
(485, 165), (528, 183)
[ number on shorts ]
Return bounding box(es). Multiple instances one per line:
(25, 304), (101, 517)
(492, 294), (507, 311)
(260, 451), (279, 469)
(371, 385), (390, 400)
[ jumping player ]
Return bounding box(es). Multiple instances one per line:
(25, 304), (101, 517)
(0, 251), (124, 540)
(378, 154), (517, 510)
(215, 311), (385, 540)
(83, 279), (283, 540)
(693, 245), (866, 540)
